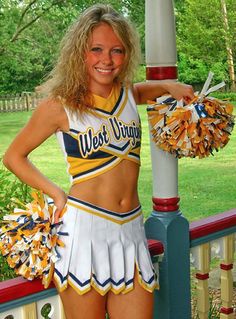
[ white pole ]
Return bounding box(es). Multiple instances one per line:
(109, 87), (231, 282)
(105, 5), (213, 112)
(145, 0), (177, 68)
(145, 0), (178, 202)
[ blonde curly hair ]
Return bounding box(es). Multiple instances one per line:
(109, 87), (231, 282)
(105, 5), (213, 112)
(40, 4), (141, 113)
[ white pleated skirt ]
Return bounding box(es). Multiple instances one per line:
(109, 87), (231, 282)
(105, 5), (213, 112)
(54, 195), (158, 296)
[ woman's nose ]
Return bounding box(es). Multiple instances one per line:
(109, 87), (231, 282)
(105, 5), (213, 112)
(101, 51), (113, 65)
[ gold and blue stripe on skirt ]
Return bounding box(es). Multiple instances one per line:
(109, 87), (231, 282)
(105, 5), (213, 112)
(66, 196), (143, 225)
(54, 196), (158, 295)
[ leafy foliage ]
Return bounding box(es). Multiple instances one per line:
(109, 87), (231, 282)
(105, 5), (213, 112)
(0, 165), (31, 219)
(176, 0), (235, 89)
(0, 163), (31, 281)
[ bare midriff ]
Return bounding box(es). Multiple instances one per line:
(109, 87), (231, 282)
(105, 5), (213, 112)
(69, 159), (140, 213)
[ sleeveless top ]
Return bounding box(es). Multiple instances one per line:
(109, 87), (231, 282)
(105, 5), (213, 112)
(56, 85), (141, 185)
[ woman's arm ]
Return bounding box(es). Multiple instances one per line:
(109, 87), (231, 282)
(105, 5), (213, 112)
(132, 81), (195, 105)
(3, 99), (68, 221)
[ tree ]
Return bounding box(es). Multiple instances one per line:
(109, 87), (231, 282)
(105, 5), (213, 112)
(221, 0), (235, 90)
(176, 0), (235, 89)
(0, 0), (75, 92)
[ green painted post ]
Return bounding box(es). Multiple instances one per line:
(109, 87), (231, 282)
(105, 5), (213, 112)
(145, 206), (191, 319)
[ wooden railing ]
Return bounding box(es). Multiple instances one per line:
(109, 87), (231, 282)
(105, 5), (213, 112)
(190, 209), (236, 319)
(0, 92), (41, 112)
(0, 277), (65, 319)
(0, 210), (235, 319)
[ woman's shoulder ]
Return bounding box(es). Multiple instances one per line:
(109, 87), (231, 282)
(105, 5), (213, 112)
(34, 97), (69, 132)
(36, 96), (64, 113)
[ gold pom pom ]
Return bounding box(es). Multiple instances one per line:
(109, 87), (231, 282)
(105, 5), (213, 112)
(0, 190), (67, 288)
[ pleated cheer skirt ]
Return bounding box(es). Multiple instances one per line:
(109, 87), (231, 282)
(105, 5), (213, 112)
(54, 195), (158, 296)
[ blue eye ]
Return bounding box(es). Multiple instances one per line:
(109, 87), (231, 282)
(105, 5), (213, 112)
(91, 47), (102, 52)
(112, 48), (124, 54)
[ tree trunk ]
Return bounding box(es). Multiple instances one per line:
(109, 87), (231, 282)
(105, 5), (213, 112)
(221, 0), (235, 91)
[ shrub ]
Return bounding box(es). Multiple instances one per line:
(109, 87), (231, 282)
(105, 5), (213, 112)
(0, 165), (31, 219)
(0, 162), (31, 281)
(211, 92), (236, 101)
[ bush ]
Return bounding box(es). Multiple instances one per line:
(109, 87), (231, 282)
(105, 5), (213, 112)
(0, 163), (31, 281)
(211, 92), (236, 101)
(0, 165), (31, 219)
(134, 64), (146, 83)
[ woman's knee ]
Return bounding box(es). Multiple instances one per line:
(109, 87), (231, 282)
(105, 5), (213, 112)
(106, 286), (154, 319)
(60, 286), (106, 319)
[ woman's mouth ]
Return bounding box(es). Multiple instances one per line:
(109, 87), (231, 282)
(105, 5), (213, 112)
(95, 67), (114, 74)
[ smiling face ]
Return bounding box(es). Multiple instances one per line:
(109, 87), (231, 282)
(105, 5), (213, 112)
(85, 22), (126, 97)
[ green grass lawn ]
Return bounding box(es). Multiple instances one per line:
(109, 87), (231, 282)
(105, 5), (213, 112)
(0, 107), (235, 221)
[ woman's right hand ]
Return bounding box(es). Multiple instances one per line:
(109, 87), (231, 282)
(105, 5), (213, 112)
(52, 189), (68, 224)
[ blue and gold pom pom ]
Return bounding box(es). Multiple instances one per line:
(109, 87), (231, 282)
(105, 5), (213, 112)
(147, 72), (235, 158)
(0, 191), (67, 288)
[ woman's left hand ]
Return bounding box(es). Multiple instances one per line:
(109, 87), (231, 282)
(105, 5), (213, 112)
(165, 82), (195, 103)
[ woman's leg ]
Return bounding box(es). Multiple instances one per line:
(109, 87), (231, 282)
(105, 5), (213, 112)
(60, 286), (106, 319)
(106, 270), (154, 319)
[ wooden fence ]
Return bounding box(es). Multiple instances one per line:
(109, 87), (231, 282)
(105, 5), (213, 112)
(0, 92), (42, 113)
